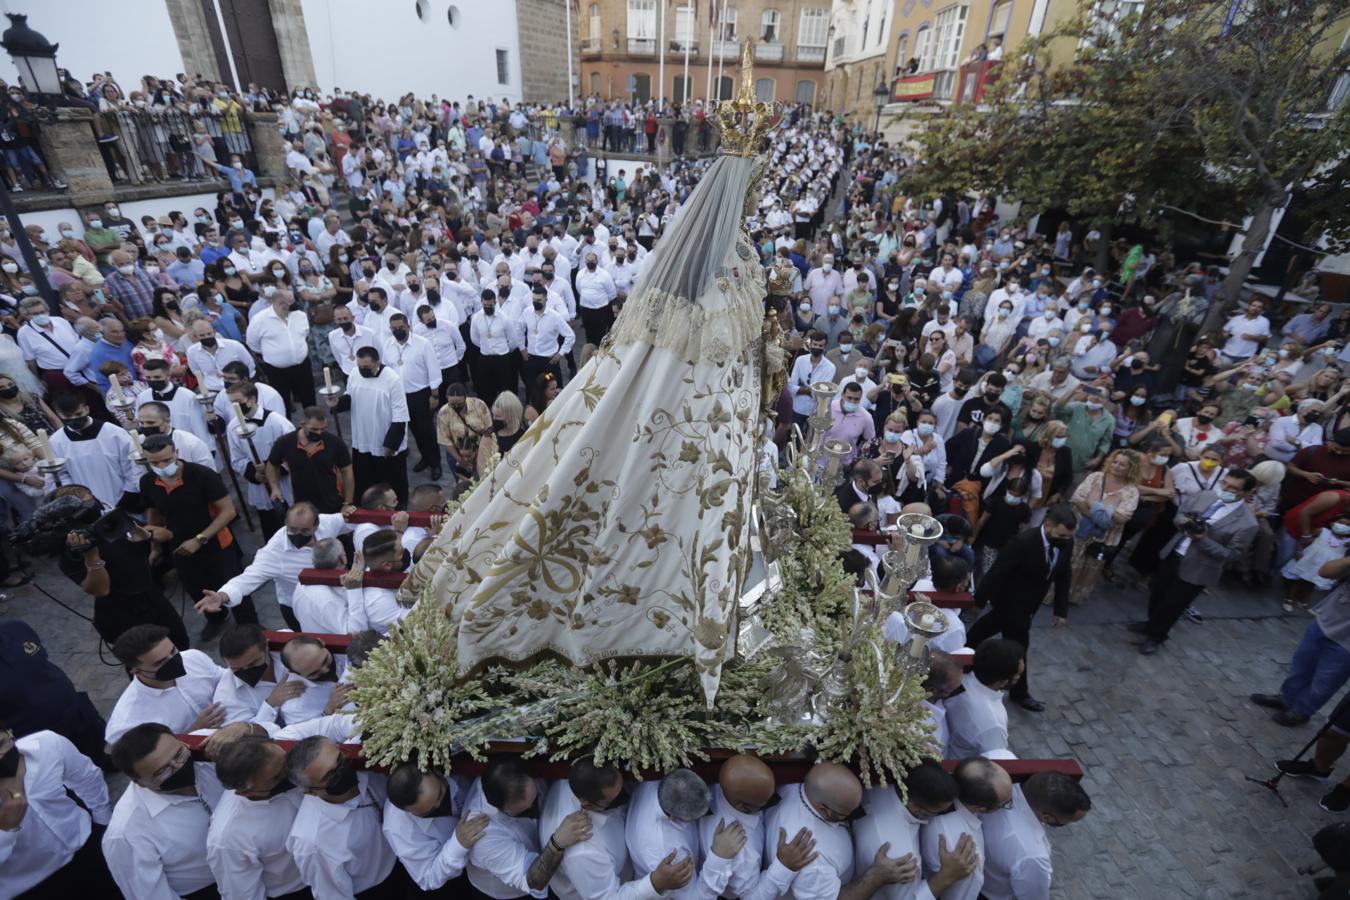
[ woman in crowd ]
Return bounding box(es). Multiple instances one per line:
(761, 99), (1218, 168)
(435, 383), (493, 483)
(524, 372), (560, 426)
(151, 287), (189, 343)
(128, 318), (183, 379)
(1068, 448), (1141, 605)
(213, 257), (257, 317)
(0, 372), (56, 434)
(491, 391), (527, 456)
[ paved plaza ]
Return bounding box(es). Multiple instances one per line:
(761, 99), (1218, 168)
(2, 531), (1333, 899)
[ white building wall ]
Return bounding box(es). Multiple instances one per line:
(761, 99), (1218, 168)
(299, 0), (523, 104)
(0, 0), (185, 95)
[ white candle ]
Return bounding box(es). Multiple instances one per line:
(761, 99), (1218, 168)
(323, 366), (333, 390)
(909, 636), (928, 658)
(110, 379), (125, 403)
(910, 524), (926, 536)
(193, 370), (207, 398)
(232, 402), (247, 428)
(919, 613), (936, 629)
(37, 428), (51, 458)
(130, 429), (143, 452)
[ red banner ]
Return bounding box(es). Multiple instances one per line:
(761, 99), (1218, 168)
(892, 72), (935, 102)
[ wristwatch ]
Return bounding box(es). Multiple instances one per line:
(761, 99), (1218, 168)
(196, 533), (209, 543)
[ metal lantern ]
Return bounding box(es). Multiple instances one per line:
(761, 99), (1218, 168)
(898, 599), (948, 675)
(1, 15), (61, 99)
(805, 380), (838, 452)
(821, 439), (851, 485)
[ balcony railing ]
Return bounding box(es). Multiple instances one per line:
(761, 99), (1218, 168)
(956, 59), (1003, 104)
(755, 41), (784, 62)
(797, 45), (826, 63)
(712, 38), (741, 60)
(627, 37), (656, 55)
(669, 38), (698, 54)
(581, 38), (602, 54)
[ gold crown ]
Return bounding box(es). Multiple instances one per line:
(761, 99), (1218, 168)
(714, 42), (783, 158)
(766, 261), (796, 295)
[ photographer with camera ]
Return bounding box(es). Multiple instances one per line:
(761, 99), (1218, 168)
(34, 485), (191, 650)
(1131, 468), (1260, 655)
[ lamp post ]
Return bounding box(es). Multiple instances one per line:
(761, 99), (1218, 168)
(872, 82), (890, 135)
(0, 13), (62, 316)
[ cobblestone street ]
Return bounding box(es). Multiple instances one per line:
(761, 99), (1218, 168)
(2, 539), (1334, 899)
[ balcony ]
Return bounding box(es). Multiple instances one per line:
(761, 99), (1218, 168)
(891, 71), (936, 102)
(712, 38), (741, 60)
(669, 39), (699, 55)
(956, 59), (1004, 104)
(797, 45), (826, 64)
(581, 38), (602, 57)
(627, 37), (656, 55)
(755, 41), (784, 62)
(830, 35), (856, 64)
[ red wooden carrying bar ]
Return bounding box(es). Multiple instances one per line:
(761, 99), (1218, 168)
(346, 509), (438, 527)
(179, 733), (1080, 783)
(297, 568), (407, 589)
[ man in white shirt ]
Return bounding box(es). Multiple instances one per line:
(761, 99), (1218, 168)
(979, 768), (1090, 900)
(0, 728), (116, 897)
(285, 735), (398, 897)
(416, 304), (468, 401)
(542, 758), (691, 899)
(518, 283), (576, 387)
(1266, 399), (1325, 462)
(135, 359), (215, 453)
(16, 297), (79, 390)
(1221, 298), (1271, 364)
(922, 756), (1012, 900)
(371, 253), (411, 300)
(314, 211), (350, 259)
(463, 757), (591, 898)
(270, 635), (352, 726)
(105, 624), (228, 746)
(212, 623), (307, 729)
(626, 768), (744, 900)
(104, 722), (224, 899)
(803, 255), (844, 318)
(702, 754), (818, 900)
(931, 255), (965, 297)
(245, 289), (315, 412)
(342, 528), (414, 635)
(384, 312), (443, 480)
(788, 334), (837, 428)
(329, 303), (378, 377)
(225, 380), (296, 535)
(136, 400), (217, 470)
(763, 762), (918, 899)
(291, 538), (357, 633)
(576, 251), (619, 345)
(197, 501), (354, 629)
(210, 734), (311, 899)
(1026, 358), (1080, 407)
(184, 319), (253, 393)
(470, 291), (523, 408)
(943, 639), (1024, 759)
(383, 763), (488, 892)
(853, 761), (978, 900)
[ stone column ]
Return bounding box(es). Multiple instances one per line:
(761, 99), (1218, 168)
(36, 108), (113, 196)
(244, 112), (287, 182)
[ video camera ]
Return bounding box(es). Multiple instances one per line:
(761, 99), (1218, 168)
(12, 494), (133, 556)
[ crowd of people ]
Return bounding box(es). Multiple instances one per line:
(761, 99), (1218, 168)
(0, 61), (1345, 898)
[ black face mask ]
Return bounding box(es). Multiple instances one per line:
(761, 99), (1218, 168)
(138, 425), (164, 436)
(492, 417), (507, 430)
(304, 429), (324, 442)
(508, 795), (542, 819)
(146, 380), (169, 392)
(63, 415), (92, 431)
(201, 337), (217, 349)
(362, 268), (375, 277)
(601, 785), (632, 811)
(532, 300), (545, 311)
(340, 322), (355, 333)
(423, 318), (437, 329)
(0, 386), (18, 400)
(287, 531), (313, 549)
(267, 777), (296, 798)
(391, 329), (409, 341)
(234, 661), (269, 687)
(1196, 414), (1214, 425)
(152, 652), (187, 682)
(0, 744), (19, 778)
(325, 755), (359, 795)
(359, 367), (379, 378)
(586, 262), (597, 270)
(159, 759), (197, 792)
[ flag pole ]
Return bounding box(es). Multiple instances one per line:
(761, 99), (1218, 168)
(565, 0), (575, 107)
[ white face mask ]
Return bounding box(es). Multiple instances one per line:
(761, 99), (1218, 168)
(982, 420), (1001, 436)
(855, 367), (869, 381)
(1080, 322), (1092, 333)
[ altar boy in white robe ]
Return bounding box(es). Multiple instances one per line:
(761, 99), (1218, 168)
(226, 381), (295, 537)
(46, 392), (139, 507)
(134, 358), (214, 452)
(326, 345), (410, 505)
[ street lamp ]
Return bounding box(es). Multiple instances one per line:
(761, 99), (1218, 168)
(872, 82), (890, 134)
(1, 14), (61, 101)
(0, 13), (62, 314)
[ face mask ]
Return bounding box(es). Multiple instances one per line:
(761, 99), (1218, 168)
(1, 262), (16, 274)
(1198, 458), (1219, 472)
(234, 661), (269, 687)
(340, 322), (355, 333)
(1216, 489), (1239, 504)
(1044, 308), (1056, 319)
(586, 261), (597, 270)
(262, 286), (277, 298)
(1092, 279), (1102, 288)
(1052, 436), (1068, 448)
(1077, 301), (1089, 311)
(978, 420), (1000, 436)
(267, 777), (297, 798)
(147, 264), (162, 275)
(838, 342), (854, 354)
(855, 367), (869, 381)
(822, 263), (833, 272)
(152, 652), (187, 682)
(31, 313), (51, 326)
(325, 755), (360, 795)
(1080, 322), (1092, 333)
(998, 308), (1012, 318)
(63, 415), (92, 431)
(158, 759), (197, 792)
(1130, 396), (1146, 407)
(1005, 494), (1024, 505)
(1100, 306), (1112, 316)
(359, 367), (379, 378)
(0, 386), (17, 400)
(1085, 401), (1103, 412)
(151, 462), (179, 478)
(146, 379), (168, 392)
(884, 430), (904, 443)
(88, 219), (103, 229)
(1333, 523), (1350, 536)
(1241, 382), (1261, 392)
(917, 423), (935, 437)
(391, 328), (409, 341)
(842, 400), (860, 413)
(223, 266), (237, 276)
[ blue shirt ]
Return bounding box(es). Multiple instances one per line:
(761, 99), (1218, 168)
(85, 338), (135, 390)
(200, 243), (231, 268)
(206, 302), (244, 343)
(167, 258), (206, 288)
(207, 160), (257, 193)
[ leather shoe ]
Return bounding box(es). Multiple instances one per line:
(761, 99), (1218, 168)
(1250, 693), (1288, 711)
(412, 458), (431, 473)
(430, 468), (443, 481)
(1126, 622), (1150, 635)
(1139, 640), (1161, 655)
(1013, 696), (1046, 712)
(1273, 709), (1311, 727)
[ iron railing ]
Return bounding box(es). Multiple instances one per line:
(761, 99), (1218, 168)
(93, 105), (257, 186)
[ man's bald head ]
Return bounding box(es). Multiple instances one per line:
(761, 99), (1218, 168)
(803, 762), (862, 823)
(923, 650), (963, 701)
(110, 249), (132, 266)
(719, 753), (777, 814)
(953, 756), (1013, 814)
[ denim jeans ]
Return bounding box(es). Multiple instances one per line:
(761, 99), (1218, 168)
(1281, 620), (1350, 717)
